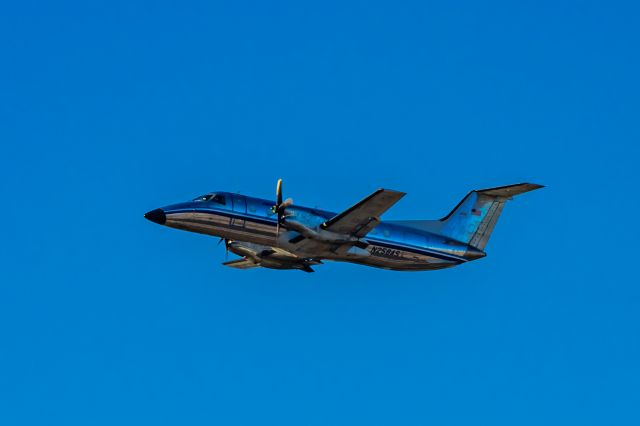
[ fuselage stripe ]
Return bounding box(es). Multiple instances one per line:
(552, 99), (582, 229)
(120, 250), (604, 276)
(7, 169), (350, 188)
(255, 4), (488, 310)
(166, 209), (466, 262)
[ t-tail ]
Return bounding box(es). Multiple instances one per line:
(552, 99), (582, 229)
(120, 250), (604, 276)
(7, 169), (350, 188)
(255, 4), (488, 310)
(439, 183), (543, 249)
(388, 183), (543, 251)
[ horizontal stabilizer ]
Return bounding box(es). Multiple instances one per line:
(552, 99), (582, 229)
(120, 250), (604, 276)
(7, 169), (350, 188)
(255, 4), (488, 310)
(476, 183), (544, 198)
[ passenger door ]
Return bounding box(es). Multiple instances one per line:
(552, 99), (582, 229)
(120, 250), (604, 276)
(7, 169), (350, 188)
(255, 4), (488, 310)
(230, 194), (246, 229)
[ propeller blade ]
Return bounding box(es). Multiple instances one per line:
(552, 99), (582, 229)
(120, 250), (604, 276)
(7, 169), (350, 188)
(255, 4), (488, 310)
(281, 198), (293, 209)
(273, 179), (292, 247)
(276, 178), (283, 206)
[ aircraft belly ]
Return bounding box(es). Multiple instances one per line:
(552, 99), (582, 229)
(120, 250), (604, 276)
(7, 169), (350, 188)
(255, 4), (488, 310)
(283, 239), (456, 271)
(345, 251), (458, 271)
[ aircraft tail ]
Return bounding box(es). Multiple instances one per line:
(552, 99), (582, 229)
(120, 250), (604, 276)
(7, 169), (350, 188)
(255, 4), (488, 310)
(438, 183), (543, 249)
(388, 183), (543, 250)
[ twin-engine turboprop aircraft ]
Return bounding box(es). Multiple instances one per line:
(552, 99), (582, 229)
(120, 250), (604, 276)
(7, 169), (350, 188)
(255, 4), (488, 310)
(144, 180), (542, 272)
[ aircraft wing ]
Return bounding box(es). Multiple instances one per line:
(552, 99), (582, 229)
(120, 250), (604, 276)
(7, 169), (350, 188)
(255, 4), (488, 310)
(321, 189), (406, 237)
(222, 257), (259, 269)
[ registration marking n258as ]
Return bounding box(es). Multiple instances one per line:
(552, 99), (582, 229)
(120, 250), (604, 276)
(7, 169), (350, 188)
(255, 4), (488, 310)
(370, 246), (402, 258)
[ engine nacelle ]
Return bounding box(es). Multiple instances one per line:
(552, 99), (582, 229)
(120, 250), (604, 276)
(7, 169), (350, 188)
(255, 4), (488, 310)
(283, 219), (359, 244)
(226, 240), (320, 272)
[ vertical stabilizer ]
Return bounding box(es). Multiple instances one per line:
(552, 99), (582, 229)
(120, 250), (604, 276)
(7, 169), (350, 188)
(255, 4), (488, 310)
(438, 183), (543, 250)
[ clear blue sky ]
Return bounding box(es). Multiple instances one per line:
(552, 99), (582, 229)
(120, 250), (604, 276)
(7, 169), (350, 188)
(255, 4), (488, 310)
(1, 1), (639, 424)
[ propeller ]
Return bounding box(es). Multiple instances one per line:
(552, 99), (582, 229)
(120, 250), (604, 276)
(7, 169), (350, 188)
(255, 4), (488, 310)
(271, 178), (293, 244)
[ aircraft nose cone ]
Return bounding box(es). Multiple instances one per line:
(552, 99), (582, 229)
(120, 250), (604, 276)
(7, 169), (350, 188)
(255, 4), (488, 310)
(144, 208), (166, 225)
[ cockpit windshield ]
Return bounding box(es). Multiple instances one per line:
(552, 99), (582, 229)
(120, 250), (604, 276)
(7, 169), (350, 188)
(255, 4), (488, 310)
(192, 193), (226, 204)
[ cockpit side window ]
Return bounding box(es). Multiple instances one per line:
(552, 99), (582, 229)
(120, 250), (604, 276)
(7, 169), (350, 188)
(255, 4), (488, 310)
(211, 194), (226, 205)
(193, 193), (226, 204)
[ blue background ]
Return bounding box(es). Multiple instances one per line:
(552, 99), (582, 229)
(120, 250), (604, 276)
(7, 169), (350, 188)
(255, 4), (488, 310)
(2, 1), (639, 424)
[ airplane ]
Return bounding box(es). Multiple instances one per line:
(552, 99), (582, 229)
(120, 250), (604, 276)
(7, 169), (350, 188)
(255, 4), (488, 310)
(144, 180), (543, 272)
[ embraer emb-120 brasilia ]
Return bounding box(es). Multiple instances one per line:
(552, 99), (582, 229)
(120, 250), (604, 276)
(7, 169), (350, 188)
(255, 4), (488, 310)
(144, 180), (543, 272)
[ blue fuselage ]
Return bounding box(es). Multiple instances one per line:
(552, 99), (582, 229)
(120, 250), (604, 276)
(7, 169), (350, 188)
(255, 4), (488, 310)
(149, 192), (485, 271)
